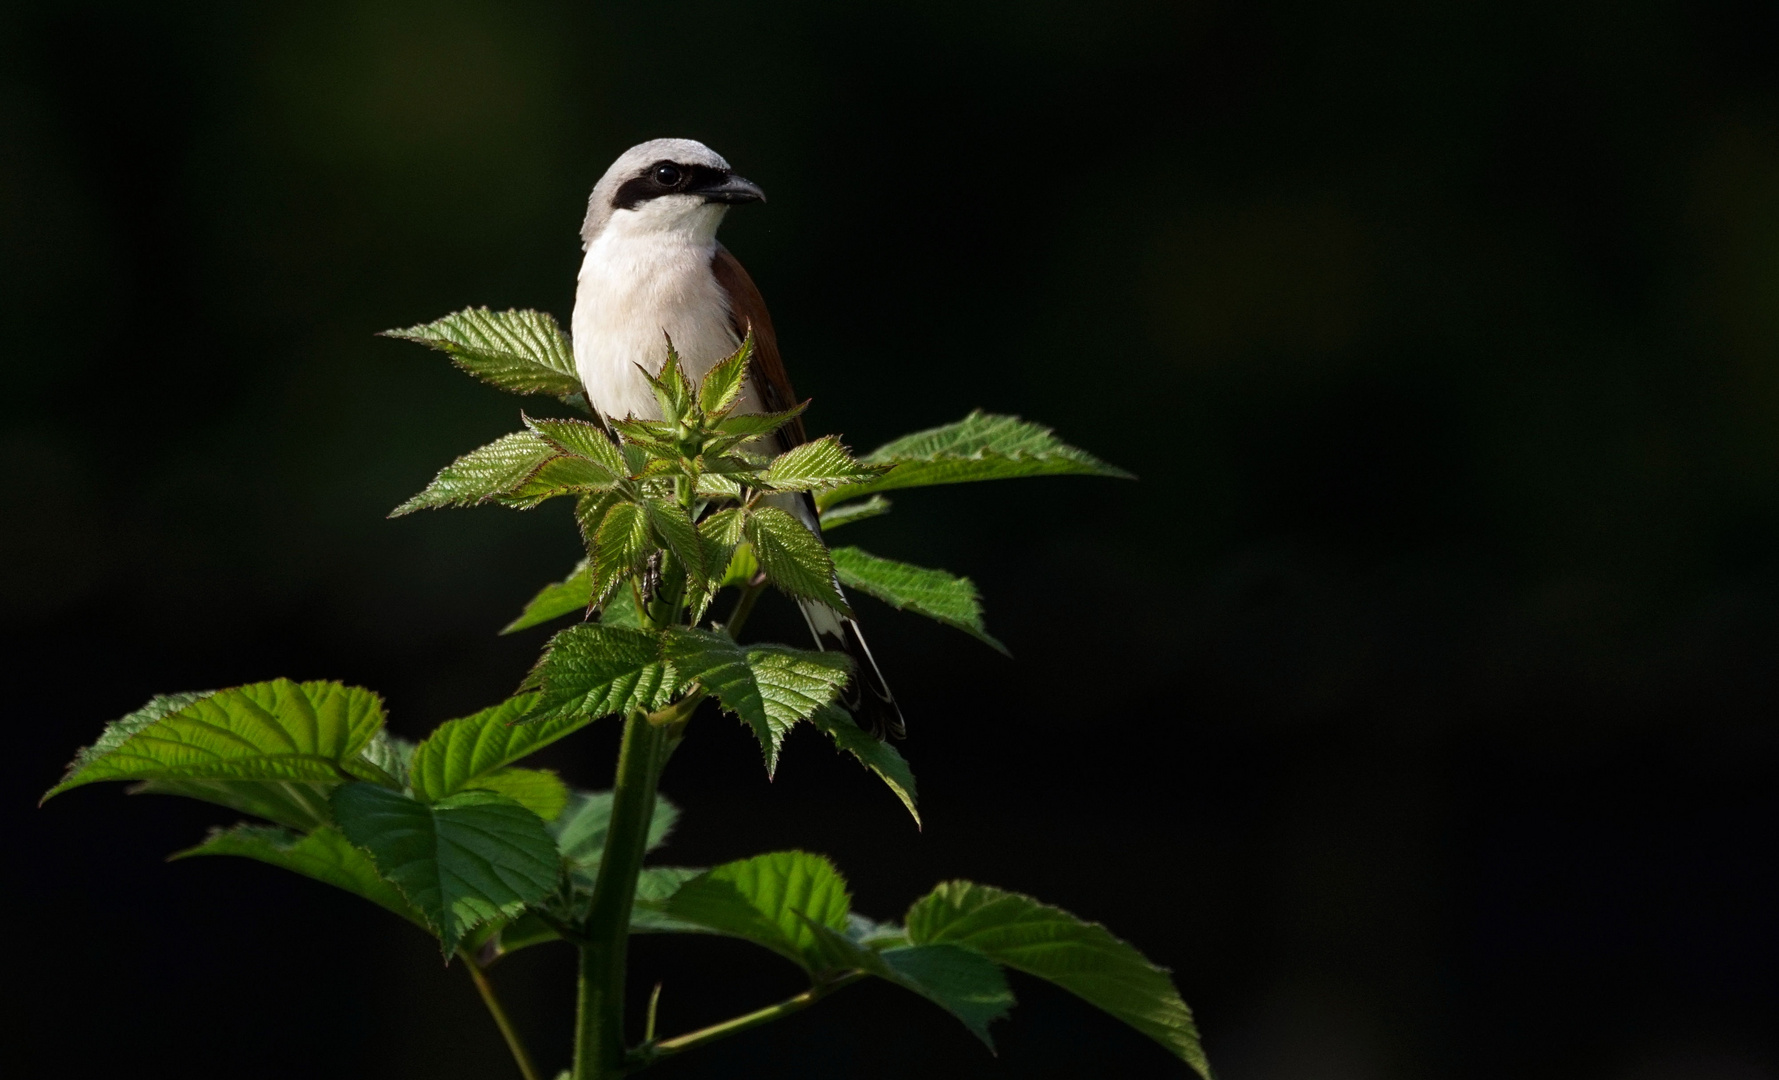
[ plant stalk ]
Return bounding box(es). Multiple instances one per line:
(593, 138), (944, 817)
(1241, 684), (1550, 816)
(724, 579), (767, 640)
(639, 973), (866, 1064)
(573, 710), (669, 1079)
(458, 948), (543, 1080)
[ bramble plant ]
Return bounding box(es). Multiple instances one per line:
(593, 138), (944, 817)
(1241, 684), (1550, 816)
(42, 307), (1209, 1080)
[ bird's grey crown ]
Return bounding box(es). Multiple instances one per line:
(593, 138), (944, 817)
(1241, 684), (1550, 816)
(580, 138), (731, 245)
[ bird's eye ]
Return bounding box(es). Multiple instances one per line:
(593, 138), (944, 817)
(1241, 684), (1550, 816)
(653, 164), (682, 187)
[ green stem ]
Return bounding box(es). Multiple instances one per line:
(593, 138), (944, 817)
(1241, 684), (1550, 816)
(573, 711), (669, 1079)
(458, 948), (542, 1080)
(723, 579), (767, 640)
(639, 974), (865, 1064)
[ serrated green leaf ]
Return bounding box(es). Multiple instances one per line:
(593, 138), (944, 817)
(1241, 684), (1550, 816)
(880, 944), (1016, 1047)
(573, 490), (620, 548)
(526, 415), (628, 478)
(816, 412), (1132, 509)
(509, 455), (624, 502)
(808, 705), (918, 826)
(332, 783), (560, 954)
(502, 559), (594, 635)
(695, 471), (746, 500)
(465, 767), (569, 822)
(745, 505), (851, 615)
(591, 500), (656, 605)
(831, 547), (1007, 654)
(699, 334), (753, 415)
(130, 778), (337, 831)
(713, 402), (806, 439)
(409, 694), (596, 803)
(652, 851), (851, 972)
(382, 307), (582, 398)
(662, 629), (853, 773)
(177, 823), (424, 927)
(551, 789), (680, 869)
(600, 584), (645, 628)
(905, 881), (1207, 1077)
(643, 340), (695, 421)
(819, 496), (892, 530)
(45, 680), (385, 800)
(608, 416), (676, 448)
(761, 436), (885, 493)
(490, 864), (702, 958)
(348, 728), (416, 788)
(717, 542), (759, 590)
(62, 690), (213, 776)
(520, 624), (674, 724)
(628, 866), (709, 932)
(391, 432), (559, 516)
(646, 500), (706, 588)
(478, 792), (688, 961)
(804, 922), (1013, 1048)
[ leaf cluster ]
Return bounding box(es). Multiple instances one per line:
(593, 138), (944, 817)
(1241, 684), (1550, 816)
(43, 681), (1203, 1075)
(41, 307), (1209, 1075)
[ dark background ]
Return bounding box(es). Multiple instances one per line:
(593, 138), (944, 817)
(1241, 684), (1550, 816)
(4, 1), (1776, 1077)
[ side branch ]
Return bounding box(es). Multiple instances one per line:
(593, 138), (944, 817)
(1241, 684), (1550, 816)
(458, 948), (543, 1080)
(636, 973), (866, 1064)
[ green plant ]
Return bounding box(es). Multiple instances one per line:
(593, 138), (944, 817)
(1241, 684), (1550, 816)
(42, 307), (1209, 1080)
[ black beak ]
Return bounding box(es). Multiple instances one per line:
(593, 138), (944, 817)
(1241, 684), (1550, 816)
(699, 173), (766, 204)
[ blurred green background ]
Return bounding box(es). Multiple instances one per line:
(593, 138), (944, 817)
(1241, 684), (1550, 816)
(5, 1), (1777, 1078)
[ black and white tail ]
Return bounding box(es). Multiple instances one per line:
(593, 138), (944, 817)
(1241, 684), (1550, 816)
(778, 493), (906, 739)
(796, 596), (905, 739)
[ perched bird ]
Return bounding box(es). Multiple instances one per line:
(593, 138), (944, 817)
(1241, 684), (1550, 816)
(572, 137), (904, 738)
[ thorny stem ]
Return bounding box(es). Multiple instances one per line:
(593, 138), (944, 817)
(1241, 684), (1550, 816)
(723, 578), (768, 641)
(458, 948), (543, 1080)
(634, 974), (867, 1065)
(573, 711), (669, 1079)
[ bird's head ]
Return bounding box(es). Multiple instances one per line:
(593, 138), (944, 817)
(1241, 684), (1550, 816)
(581, 138), (765, 248)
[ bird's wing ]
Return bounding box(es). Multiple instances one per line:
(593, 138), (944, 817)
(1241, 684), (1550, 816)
(711, 244), (809, 448)
(707, 244), (905, 738)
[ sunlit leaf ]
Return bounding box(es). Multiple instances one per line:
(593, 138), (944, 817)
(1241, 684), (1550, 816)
(526, 415), (628, 478)
(590, 500), (655, 605)
(351, 729), (416, 789)
(177, 823), (424, 928)
(552, 789), (680, 870)
(464, 767), (569, 822)
(831, 547), (1006, 654)
(502, 559), (593, 635)
(698, 334), (753, 415)
(520, 624), (674, 724)
(130, 778), (337, 831)
(651, 851), (851, 972)
(761, 436), (885, 493)
(646, 500), (706, 589)
(905, 881), (1207, 1077)
(381, 307), (581, 399)
(712, 402), (806, 439)
(390, 432), (558, 516)
(745, 506), (851, 615)
(805, 923), (1013, 1047)
(409, 694), (596, 803)
(332, 783), (560, 954)
(817, 412), (1132, 509)
(45, 680), (385, 800)
(808, 705), (918, 826)
(643, 340), (695, 420)
(663, 629), (853, 773)
(508, 455), (624, 504)
(819, 496), (892, 530)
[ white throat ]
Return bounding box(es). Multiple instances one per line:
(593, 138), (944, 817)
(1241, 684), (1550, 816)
(572, 197), (739, 422)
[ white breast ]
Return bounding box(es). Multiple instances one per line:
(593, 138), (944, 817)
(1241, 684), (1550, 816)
(572, 199), (755, 422)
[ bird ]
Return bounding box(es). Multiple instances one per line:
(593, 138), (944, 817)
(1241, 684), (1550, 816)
(572, 137), (904, 738)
